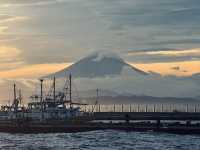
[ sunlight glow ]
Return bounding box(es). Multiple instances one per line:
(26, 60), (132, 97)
(0, 63), (72, 79)
(0, 16), (28, 24)
(133, 60), (200, 76)
(0, 46), (21, 62)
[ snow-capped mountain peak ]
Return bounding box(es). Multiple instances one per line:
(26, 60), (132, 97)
(46, 52), (147, 78)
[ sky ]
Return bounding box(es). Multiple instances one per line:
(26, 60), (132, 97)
(0, 0), (200, 78)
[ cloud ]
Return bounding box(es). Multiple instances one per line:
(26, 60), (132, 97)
(0, 46), (21, 62)
(0, 26), (8, 34)
(133, 60), (200, 76)
(0, 0), (57, 7)
(0, 16), (28, 24)
(0, 14), (29, 39)
(0, 46), (24, 71)
(171, 66), (180, 71)
(0, 0), (77, 8)
(126, 48), (200, 63)
(71, 72), (200, 98)
(0, 63), (71, 79)
(0, 0), (199, 75)
(128, 48), (200, 56)
(152, 39), (200, 45)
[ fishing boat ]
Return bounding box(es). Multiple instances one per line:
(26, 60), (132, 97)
(0, 74), (94, 133)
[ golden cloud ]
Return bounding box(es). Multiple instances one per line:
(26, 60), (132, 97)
(0, 63), (72, 79)
(0, 26), (8, 34)
(0, 46), (21, 62)
(0, 16), (28, 24)
(0, 46), (24, 71)
(132, 60), (200, 76)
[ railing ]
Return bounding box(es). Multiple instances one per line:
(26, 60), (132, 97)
(79, 104), (200, 113)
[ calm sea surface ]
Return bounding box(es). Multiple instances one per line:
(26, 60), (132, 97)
(0, 130), (199, 150)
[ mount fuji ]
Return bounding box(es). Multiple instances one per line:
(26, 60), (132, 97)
(44, 52), (200, 100)
(46, 52), (147, 78)
(0, 52), (199, 104)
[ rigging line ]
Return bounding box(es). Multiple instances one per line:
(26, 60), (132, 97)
(46, 79), (53, 97)
(46, 78), (53, 97)
(72, 79), (80, 102)
(63, 72), (70, 95)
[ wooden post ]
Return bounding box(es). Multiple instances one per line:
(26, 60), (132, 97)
(138, 104), (140, 112)
(157, 119), (161, 129)
(145, 105), (148, 112)
(161, 104), (163, 112)
(114, 104), (115, 112)
(129, 105), (132, 112)
(154, 104), (156, 112)
(122, 104), (124, 112)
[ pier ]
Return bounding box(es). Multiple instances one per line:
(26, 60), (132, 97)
(92, 112), (200, 121)
(63, 104), (200, 134)
(81, 104), (200, 113)
(80, 104), (200, 122)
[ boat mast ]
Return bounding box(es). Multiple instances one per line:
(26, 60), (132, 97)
(53, 77), (56, 104)
(13, 83), (19, 113)
(69, 74), (72, 109)
(13, 83), (17, 112)
(40, 79), (43, 103)
(13, 83), (16, 103)
(40, 79), (44, 119)
(95, 88), (99, 107)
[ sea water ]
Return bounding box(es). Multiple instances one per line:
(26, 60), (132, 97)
(0, 130), (199, 150)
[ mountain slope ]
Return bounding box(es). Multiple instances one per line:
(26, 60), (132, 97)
(45, 53), (147, 78)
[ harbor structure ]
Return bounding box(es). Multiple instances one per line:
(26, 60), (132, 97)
(0, 75), (199, 134)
